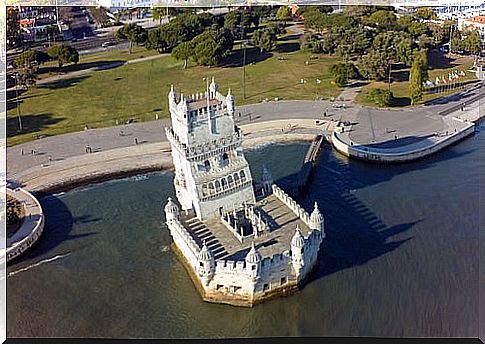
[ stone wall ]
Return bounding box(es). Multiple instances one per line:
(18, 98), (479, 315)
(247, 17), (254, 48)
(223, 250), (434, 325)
(6, 188), (45, 262)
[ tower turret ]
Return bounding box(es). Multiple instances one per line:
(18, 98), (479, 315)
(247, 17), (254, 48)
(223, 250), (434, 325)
(245, 241), (261, 281)
(169, 84), (177, 104)
(310, 202), (324, 237)
(209, 77), (218, 98)
(261, 165), (273, 195)
(226, 88), (235, 115)
(197, 241), (215, 286)
(291, 225), (305, 276)
(164, 197), (180, 222)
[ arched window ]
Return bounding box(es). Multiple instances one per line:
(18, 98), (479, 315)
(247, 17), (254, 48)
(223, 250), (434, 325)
(221, 178), (228, 190)
(202, 184), (208, 196)
(204, 160), (211, 172)
(215, 180), (222, 193)
(240, 170), (246, 182)
(208, 182), (215, 195)
(234, 173), (240, 184)
(228, 175), (234, 188)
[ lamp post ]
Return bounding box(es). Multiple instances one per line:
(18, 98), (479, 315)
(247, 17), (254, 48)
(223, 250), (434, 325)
(12, 74), (23, 132)
(242, 40), (247, 99)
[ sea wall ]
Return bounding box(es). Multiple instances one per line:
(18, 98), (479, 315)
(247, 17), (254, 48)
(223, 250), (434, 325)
(6, 188), (45, 262)
(330, 123), (476, 163)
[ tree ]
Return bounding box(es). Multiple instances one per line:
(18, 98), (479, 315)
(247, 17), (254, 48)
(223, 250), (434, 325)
(251, 28), (277, 53)
(88, 6), (110, 28)
(14, 49), (50, 68)
(409, 58), (424, 105)
(414, 7), (437, 21)
(463, 30), (481, 55)
(276, 6), (290, 23)
(191, 29), (234, 66)
(330, 62), (358, 87)
(300, 33), (323, 53)
(357, 50), (388, 81)
(172, 41), (194, 69)
(367, 10), (397, 30)
(367, 88), (394, 107)
(145, 28), (168, 53)
(223, 9), (257, 39)
(47, 44), (79, 67)
(152, 7), (165, 24)
(115, 23), (147, 54)
(7, 7), (23, 49)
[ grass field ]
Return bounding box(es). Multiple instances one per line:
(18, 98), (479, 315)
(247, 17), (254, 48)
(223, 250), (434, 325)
(356, 53), (477, 108)
(7, 45), (341, 146)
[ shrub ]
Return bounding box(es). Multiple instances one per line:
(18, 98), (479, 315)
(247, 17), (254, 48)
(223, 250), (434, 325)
(367, 88), (394, 107)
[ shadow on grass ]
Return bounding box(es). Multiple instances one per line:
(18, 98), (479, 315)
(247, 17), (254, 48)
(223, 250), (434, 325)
(38, 60), (125, 77)
(276, 42), (300, 53)
(392, 96), (411, 107)
(279, 33), (302, 41)
(220, 47), (273, 67)
(391, 69), (410, 82)
(37, 75), (90, 90)
(428, 50), (461, 69)
(7, 113), (64, 138)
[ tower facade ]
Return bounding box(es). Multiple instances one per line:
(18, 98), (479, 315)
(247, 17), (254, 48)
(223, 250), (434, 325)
(165, 78), (256, 220)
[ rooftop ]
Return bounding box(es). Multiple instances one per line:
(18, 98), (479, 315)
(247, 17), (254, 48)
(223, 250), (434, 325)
(187, 98), (221, 112)
(180, 194), (312, 261)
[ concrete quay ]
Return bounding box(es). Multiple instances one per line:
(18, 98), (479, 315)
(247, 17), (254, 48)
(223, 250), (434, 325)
(4, 187), (44, 263)
(330, 87), (484, 163)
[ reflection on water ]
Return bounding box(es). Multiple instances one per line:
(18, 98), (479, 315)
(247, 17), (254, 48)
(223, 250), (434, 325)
(7, 133), (483, 338)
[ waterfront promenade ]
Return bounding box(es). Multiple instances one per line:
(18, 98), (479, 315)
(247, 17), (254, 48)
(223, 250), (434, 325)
(7, 82), (483, 192)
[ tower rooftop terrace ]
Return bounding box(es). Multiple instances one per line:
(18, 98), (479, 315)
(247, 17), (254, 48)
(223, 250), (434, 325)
(187, 98), (221, 111)
(180, 194), (312, 261)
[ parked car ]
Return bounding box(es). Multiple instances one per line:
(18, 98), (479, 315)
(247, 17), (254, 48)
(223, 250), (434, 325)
(101, 41), (116, 48)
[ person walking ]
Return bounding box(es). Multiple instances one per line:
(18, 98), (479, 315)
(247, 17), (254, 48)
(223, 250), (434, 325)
(134, 137), (138, 145)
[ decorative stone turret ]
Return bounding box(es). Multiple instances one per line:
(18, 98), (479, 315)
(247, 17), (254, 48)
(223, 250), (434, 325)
(164, 197), (180, 222)
(245, 241), (261, 281)
(291, 225), (305, 276)
(209, 76), (218, 97)
(197, 241), (215, 286)
(309, 202), (324, 236)
(169, 84), (177, 104)
(226, 88), (235, 115)
(261, 165), (273, 195)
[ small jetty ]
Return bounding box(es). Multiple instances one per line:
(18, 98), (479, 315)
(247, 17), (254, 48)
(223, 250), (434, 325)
(295, 134), (324, 194)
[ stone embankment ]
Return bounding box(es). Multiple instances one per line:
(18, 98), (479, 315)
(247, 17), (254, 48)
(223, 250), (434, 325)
(11, 119), (321, 193)
(330, 96), (483, 163)
(5, 187), (44, 262)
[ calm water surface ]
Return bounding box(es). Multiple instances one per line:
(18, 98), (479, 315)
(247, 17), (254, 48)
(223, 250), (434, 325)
(7, 128), (484, 338)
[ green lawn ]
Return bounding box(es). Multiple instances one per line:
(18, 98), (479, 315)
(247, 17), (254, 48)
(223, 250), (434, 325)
(356, 54), (477, 108)
(7, 46), (341, 146)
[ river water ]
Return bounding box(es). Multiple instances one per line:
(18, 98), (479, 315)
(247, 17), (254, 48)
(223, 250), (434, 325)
(6, 127), (484, 338)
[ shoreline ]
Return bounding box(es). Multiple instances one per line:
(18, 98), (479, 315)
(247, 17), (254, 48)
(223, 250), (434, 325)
(25, 134), (315, 196)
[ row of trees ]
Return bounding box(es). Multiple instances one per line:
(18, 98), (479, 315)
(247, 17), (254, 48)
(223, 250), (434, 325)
(118, 8), (287, 66)
(12, 44), (79, 89)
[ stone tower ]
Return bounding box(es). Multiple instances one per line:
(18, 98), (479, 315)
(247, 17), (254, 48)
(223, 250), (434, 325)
(165, 78), (256, 220)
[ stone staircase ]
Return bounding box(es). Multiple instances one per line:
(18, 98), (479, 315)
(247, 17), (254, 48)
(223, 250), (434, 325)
(183, 217), (229, 260)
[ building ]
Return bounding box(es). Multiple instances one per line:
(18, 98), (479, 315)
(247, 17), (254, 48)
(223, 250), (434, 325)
(458, 15), (485, 42)
(164, 78), (325, 306)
